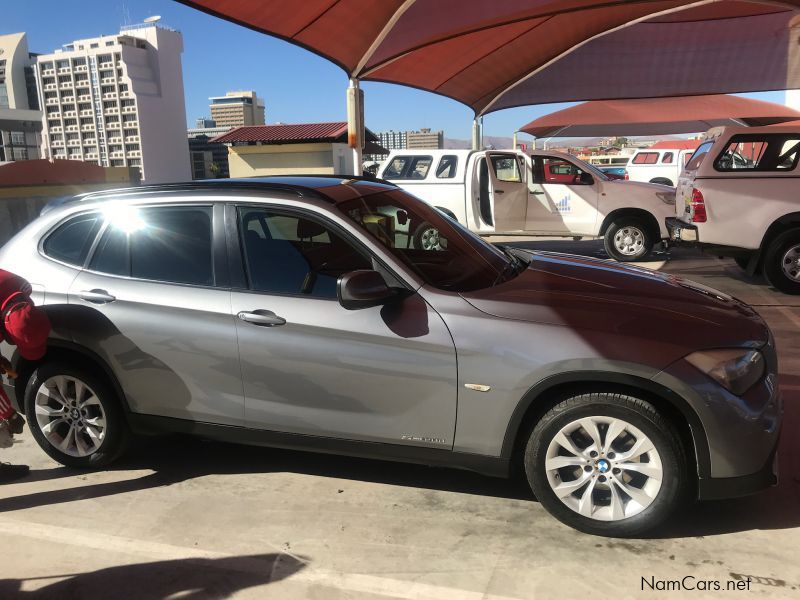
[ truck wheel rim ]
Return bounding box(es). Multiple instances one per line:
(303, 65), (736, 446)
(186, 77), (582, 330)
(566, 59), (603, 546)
(545, 416), (663, 521)
(420, 227), (442, 250)
(780, 244), (800, 281)
(614, 227), (645, 256)
(35, 375), (106, 458)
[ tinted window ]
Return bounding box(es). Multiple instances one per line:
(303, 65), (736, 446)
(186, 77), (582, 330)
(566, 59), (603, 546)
(382, 156), (433, 180)
(714, 134), (800, 172)
(632, 152), (659, 165)
(239, 208), (371, 298)
(661, 152), (674, 164)
(436, 155), (458, 178)
(337, 189), (510, 292)
(685, 141), (715, 171)
(91, 206), (214, 285)
(43, 214), (102, 266)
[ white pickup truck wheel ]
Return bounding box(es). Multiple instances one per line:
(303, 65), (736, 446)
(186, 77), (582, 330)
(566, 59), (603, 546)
(763, 229), (800, 294)
(604, 218), (654, 262)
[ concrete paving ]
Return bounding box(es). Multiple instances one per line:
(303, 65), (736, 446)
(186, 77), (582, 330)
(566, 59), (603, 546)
(1, 240), (799, 599)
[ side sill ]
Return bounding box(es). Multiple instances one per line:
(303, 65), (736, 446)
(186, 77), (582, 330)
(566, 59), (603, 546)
(128, 414), (510, 479)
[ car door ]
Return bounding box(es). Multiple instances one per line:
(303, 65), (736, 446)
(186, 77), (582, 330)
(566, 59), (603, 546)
(486, 152), (527, 231)
(68, 203), (245, 426)
(534, 155), (600, 235)
(229, 203), (459, 449)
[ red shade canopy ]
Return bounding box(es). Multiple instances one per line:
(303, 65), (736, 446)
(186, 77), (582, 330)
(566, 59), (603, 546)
(179, 0), (800, 115)
(519, 94), (800, 138)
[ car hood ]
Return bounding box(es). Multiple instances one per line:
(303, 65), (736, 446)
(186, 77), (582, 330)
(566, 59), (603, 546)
(460, 251), (768, 357)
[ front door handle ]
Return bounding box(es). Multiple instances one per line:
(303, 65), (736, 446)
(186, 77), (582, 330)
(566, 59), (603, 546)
(238, 310), (286, 327)
(495, 189), (505, 194)
(79, 289), (116, 304)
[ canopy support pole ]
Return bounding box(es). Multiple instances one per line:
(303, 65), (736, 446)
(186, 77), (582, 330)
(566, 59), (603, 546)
(471, 117), (483, 150)
(347, 77), (364, 176)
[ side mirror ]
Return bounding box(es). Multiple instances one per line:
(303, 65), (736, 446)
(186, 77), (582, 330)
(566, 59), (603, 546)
(337, 270), (395, 310)
(579, 171), (594, 185)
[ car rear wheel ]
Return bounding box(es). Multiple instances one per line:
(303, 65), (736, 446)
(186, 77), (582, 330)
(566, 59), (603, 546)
(524, 392), (688, 537)
(763, 229), (800, 294)
(25, 363), (128, 468)
(604, 218), (654, 262)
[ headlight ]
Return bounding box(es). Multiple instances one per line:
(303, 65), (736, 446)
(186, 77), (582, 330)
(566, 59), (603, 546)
(685, 349), (765, 395)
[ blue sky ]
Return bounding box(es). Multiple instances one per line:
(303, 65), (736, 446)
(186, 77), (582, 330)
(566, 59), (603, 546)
(2, 0), (790, 141)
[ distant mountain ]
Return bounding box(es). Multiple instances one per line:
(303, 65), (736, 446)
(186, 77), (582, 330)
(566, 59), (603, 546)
(444, 136), (514, 149)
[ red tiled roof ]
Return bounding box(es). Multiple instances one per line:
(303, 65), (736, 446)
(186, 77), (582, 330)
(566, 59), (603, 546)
(211, 122), (350, 144)
(649, 140), (702, 150)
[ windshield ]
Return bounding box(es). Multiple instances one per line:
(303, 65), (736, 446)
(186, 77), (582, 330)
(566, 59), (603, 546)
(336, 189), (512, 292)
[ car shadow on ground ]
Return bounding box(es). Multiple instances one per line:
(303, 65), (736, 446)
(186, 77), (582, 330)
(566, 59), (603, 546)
(0, 553), (308, 598)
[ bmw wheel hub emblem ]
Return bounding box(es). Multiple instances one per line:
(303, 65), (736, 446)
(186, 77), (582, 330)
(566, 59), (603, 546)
(596, 459), (610, 473)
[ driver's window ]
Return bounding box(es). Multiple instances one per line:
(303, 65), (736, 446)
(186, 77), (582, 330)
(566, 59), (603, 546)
(238, 208), (370, 298)
(541, 156), (582, 184)
(490, 155), (521, 182)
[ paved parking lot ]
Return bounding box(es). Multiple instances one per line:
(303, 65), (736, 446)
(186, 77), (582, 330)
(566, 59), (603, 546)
(1, 241), (798, 599)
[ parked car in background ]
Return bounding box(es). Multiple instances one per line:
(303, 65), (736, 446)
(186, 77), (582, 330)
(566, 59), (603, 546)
(626, 146), (696, 187)
(667, 125), (800, 294)
(0, 177), (781, 537)
(599, 166), (628, 180)
(380, 149), (675, 261)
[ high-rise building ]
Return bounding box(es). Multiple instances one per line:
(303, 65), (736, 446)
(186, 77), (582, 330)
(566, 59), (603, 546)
(34, 21), (191, 183)
(195, 116), (216, 128)
(0, 32), (43, 163)
(406, 128), (444, 149)
(209, 91), (266, 128)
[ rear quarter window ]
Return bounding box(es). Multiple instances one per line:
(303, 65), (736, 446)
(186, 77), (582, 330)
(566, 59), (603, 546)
(684, 140), (715, 171)
(43, 213), (102, 266)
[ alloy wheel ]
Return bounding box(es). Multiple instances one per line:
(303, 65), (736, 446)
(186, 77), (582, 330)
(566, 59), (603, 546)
(780, 244), (800, 281)
(420, 227), (442, 251)
(545, 416), (663, 521)
(34, 375), (107, 458)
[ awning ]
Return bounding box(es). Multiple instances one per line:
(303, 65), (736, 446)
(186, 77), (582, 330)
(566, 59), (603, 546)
(178, 1), (800, 115)
(519, 95), (800, 138)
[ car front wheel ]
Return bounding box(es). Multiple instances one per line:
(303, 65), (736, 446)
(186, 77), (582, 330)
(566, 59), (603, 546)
(25, 363), (128, 468)
(603, 219), (654, 262)
(763, 229), (800, 294)
(524, 392), (687, 537)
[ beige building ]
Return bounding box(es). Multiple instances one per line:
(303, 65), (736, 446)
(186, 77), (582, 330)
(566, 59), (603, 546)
(34, 21), (191, 183)
(0, 32), (43, 163)
(406, 128), (444, 149)
(209, 91), (266, 128)
(212, 121), (384, 177)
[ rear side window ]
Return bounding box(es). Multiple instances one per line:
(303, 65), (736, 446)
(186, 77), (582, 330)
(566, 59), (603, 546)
(90, 206), (214, 286)
(661, 152), (674, 164)
(685, 141), (715, 171)
(43, 214), (102, 266)
(383, 155), (433, 180)
(632, 152), (659, 165)
(436, 155), (458, 178)
(714, 134), (800, 172)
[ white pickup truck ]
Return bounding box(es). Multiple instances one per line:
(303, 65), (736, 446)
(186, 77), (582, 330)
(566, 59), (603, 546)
(666, 125), (800, 294)
(626, 147), (696, 187)
(379, 149), (675, 261)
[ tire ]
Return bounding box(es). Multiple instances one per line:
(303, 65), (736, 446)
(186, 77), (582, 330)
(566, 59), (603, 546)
(413, 222), (443, 251)
(524, 392), (688, 537)
(24, 362), (129, 468)
(762, 229), (800, 294)
(603, 218), (655, 262)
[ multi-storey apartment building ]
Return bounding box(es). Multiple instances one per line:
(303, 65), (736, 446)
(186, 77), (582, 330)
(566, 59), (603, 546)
(0, 32), (43, 163)
(406, 128), (444, 149)
(209, 91), (266, 129)
(34, 22), (190, 183)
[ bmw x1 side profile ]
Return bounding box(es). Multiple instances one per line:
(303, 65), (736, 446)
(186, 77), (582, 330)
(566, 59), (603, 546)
(0, 176), (782, 536)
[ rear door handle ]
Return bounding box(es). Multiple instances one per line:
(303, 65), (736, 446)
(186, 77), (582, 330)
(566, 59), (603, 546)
(237, 310), (286, 327)
(79, 289), (116, 304)
(495, 189), (505, 194)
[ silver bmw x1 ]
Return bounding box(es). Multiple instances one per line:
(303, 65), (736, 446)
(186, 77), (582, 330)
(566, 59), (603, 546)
(0, 176), (781, 536)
